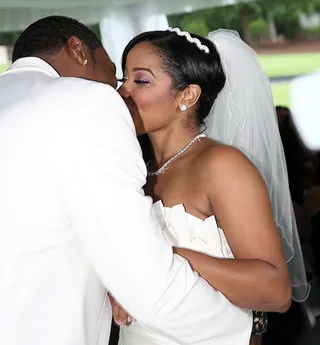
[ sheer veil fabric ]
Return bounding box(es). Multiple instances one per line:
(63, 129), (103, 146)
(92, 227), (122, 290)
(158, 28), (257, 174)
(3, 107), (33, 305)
(206, 29), (310, 302)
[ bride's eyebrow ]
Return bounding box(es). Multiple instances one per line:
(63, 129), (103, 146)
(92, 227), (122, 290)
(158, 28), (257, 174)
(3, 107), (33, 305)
(133, 67), (156, 78)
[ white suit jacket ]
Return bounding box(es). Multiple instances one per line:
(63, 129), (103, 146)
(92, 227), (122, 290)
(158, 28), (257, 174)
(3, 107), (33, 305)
(0, 58), (249, 345)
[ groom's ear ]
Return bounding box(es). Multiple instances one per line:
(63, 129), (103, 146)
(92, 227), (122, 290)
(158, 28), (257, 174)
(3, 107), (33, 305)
(180, 84), (202, 110)
(66, 36), (88, 66)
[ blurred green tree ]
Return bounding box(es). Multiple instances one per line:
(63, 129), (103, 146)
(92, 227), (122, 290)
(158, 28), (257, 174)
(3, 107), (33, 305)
(168, 0), (320, 43)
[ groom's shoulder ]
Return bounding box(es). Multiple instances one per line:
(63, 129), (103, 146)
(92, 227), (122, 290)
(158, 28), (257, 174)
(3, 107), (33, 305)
(53, 77), (115, 97)
(52, 77), (126, 110)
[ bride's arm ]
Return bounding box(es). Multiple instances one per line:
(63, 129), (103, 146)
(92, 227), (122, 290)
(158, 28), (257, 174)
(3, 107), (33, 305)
(175, 146), (292, 312)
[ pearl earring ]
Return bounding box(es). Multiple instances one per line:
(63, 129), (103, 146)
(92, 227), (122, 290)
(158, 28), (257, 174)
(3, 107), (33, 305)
(180, 105), (187, 111)
(83, 59), (88, 66)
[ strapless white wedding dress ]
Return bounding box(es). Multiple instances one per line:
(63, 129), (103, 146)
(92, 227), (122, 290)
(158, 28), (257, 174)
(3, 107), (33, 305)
(119, 201), (252, 345)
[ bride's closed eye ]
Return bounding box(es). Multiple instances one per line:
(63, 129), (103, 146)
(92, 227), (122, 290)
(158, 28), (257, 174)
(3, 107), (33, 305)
(117, 76), (150, 85)
(134, 78), (151, 84)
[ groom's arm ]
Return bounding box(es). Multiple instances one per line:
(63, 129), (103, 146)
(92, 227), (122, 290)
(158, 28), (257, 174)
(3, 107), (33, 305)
(55, 82), (241, 344)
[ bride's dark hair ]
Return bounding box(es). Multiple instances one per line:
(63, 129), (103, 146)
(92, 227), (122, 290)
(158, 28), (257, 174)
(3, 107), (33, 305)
(121, 30), (226, 128)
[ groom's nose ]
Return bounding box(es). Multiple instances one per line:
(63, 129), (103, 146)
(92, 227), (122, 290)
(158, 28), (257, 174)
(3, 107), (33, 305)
(117, 84), (129, 98)
(117, 88), (136, 114)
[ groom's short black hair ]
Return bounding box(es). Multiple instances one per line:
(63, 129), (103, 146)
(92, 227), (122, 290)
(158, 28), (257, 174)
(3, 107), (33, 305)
(12, 15), (102, 62)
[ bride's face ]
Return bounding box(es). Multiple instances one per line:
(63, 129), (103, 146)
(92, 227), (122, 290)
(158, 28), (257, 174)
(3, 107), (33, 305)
(118, 42), (181, 136)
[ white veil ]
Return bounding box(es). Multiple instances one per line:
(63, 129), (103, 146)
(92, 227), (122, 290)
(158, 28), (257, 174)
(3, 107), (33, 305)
(206, 29), (310, 302)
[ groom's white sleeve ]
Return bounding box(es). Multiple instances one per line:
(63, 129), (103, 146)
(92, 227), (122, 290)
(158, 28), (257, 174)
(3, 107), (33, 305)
(56, 82), (233, 344)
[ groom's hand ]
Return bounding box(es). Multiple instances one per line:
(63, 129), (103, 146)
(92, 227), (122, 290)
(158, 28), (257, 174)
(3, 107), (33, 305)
(108, 292), (133, 326)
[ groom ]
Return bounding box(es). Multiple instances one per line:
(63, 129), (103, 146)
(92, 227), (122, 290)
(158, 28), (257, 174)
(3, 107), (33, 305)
(0, 16), (241, 345)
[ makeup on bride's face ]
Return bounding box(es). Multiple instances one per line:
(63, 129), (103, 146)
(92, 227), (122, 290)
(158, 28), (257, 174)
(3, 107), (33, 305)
(132, 67), (156, 83)
(118, 42), (180, 135)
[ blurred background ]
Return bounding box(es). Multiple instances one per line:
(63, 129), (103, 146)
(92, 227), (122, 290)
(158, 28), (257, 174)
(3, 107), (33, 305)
(1, 1), (320, 344)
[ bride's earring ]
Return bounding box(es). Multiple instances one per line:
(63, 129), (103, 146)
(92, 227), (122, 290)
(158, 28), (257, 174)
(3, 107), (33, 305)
(180, 104), (187, 111)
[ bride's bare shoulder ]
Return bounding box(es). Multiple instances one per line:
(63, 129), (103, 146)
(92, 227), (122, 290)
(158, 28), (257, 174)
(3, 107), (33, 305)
(197, 140), (248, 166)
(195, 140), (261, 183)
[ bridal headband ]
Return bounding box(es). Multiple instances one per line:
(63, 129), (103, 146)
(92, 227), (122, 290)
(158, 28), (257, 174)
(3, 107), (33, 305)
(167, 27), (210, 54)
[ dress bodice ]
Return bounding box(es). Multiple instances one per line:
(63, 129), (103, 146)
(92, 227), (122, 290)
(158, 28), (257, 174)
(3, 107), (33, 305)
(119, 201), (252, 345)
(153, 200), (234, 259)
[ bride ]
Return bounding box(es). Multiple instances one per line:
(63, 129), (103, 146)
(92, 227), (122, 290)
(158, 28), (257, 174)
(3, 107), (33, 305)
(110, 28), (309, 345)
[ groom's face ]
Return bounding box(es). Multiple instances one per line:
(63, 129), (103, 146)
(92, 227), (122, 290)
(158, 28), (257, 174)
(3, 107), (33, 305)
(89, 47), (118, 88)
(60, 37), (117, 88)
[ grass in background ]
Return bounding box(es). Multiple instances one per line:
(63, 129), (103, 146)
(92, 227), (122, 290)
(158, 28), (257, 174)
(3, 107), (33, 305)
(0, 64), (9, 74)
(259, 53), (320, 107)
(271, 83), (290, 107)
(259, 53), (320, 77)
(1, 53), (319, 77)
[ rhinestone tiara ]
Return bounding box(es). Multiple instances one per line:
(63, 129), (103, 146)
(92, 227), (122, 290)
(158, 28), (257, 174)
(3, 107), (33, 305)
(168, 27), (210, 54)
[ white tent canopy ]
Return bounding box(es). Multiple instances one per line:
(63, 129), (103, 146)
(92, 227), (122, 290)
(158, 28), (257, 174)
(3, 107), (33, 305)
(0, 0), (248, 72)
(0, 0), (245, 32)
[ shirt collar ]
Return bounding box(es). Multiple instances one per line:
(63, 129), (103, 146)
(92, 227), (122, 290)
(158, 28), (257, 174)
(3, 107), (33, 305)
(8, 57), (60, 77)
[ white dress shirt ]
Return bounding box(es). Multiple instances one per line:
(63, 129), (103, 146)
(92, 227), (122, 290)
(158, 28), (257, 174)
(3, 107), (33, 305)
(0, 57), (249, 345)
